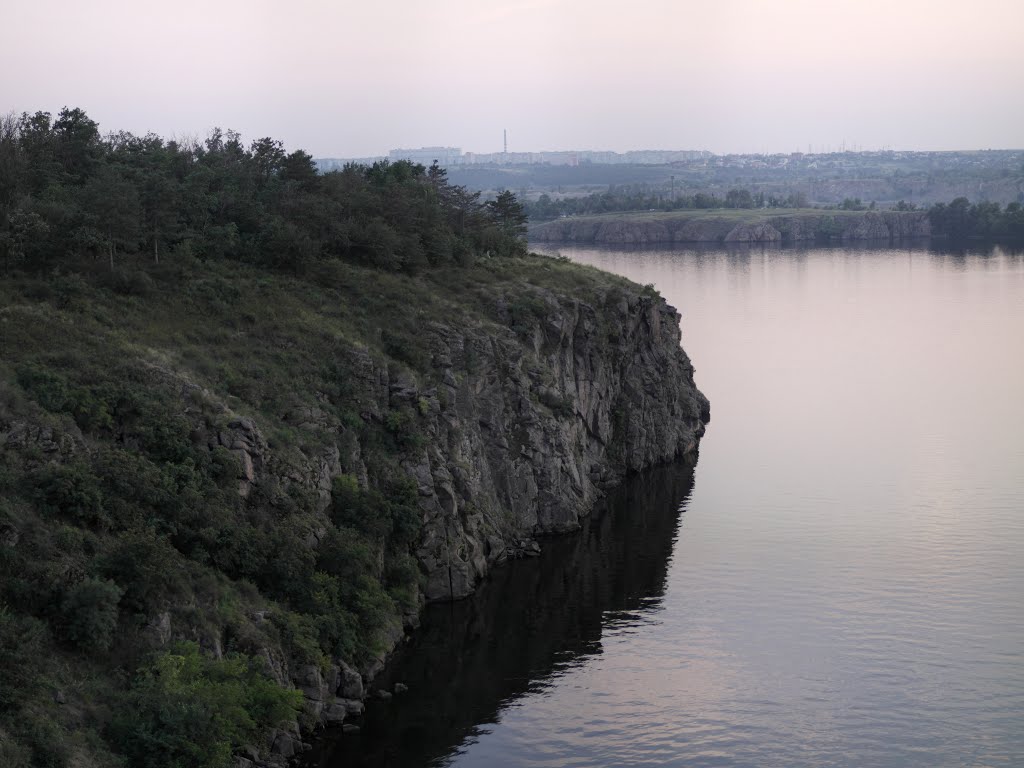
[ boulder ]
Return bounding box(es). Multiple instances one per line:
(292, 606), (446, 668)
(337, 661), (363, 700)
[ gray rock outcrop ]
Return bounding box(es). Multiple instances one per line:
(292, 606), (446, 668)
(409, 290), (708, 600)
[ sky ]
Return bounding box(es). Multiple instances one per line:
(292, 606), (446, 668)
(1, 0), (1022, 157)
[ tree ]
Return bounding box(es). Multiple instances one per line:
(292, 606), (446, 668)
(141, 171), (178, 263)
(1005, 202), (1024, 240)
(787, 191), (808, 208)
(82, 166), (141, 267)
(0, 112), (27, 219)
(426, 159), (447, 187)
(3, 209), (49, 271)
(53, 106), (100, 183)
(106, 131), (181, 263)
(946, 197), (971, 239)
(970, 200), (1001, 238)
(279, 150), (318, 189)
(725, 188), (754, 209)
(18, 111), (59, 194)
(486, 190), (528, 238)
(250, 137), (285, 188)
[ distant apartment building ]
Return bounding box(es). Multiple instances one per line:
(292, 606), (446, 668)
(463, 151), (579, 166)
(614, 150), (709, 164)
(388, 147), (462, 166)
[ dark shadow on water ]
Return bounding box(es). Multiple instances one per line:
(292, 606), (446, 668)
(304, 458), (698, 768)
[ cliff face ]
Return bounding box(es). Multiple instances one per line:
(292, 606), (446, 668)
(408, 290), (708, 600)
(530, 210), (931, 245)
(173, 282), (709, 753)
(221, 287), (708, 605)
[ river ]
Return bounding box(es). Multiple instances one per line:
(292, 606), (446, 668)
(310, 242), (1024, 768)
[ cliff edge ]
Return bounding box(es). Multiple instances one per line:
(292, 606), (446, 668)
(404, 286), (708, 600)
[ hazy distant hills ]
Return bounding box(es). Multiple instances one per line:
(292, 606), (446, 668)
(318, 149), (1024, 207)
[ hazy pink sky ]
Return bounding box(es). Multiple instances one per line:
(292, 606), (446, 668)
(2, 0), (1022, 156)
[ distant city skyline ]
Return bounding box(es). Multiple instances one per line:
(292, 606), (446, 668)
(2, 0), (1022, 158)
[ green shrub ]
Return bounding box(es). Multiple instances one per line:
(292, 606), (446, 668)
(302, 572), (359, 659)
(268, 611), (326, 669)
(385, 476), (421, 546)
(384, 552), (421, 613)
(108, 642), (302, 768)
(14, 362), (115, 432)
(15, 364), (69, 414)
(100, 529), (187, 614)
(383, 406), (425, 450)
(32, 462), (107, 527)
(330, 476), (387, 540)
(60, 577), (123, 652)
(329, 474), (421, 545)
(508, 293), (550, 336)
(0, 609), (50, 712)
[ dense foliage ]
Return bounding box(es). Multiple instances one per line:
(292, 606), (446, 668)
(108, 643), (303, 768)
(0, 108), (553, 768)
(927, 197), (1024, 241)
(0, 107), (528, 274)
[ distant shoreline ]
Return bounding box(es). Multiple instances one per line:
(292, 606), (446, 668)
(528, 209), (932, 245)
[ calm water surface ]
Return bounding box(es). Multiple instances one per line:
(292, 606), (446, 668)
(315, 243), (1024, 768)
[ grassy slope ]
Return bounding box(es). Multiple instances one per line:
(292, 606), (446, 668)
(3, 254), (631, 434)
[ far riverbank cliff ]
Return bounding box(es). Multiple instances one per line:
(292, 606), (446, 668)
(529, 209), (931, 245)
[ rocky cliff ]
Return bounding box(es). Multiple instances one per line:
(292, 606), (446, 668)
(408, 289), (708, 600)
(530, 210), (931, 245)
(200, 287), (709, 605)
(190, 282), (709, 760)
(0, 258), (708, 767)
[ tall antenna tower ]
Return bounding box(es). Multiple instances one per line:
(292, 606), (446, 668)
(503, 129), (507, 154)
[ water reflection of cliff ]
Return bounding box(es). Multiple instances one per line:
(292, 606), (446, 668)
(307, 459), (698, 768)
